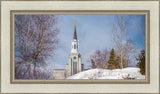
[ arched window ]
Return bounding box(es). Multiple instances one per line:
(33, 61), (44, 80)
(73, 62), (77, 74)
(74, 44), (76, 49)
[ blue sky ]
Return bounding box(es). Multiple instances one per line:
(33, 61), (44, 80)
(47, 15), (145, 69)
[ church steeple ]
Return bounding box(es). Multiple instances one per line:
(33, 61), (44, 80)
(66, 20), (82, 76)
(71, 20), (78, 53)
(73, 20), (77, 40)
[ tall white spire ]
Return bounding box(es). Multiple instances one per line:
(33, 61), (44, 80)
(71, 20), (78, 53)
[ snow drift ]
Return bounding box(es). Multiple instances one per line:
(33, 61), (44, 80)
(66, 67), (145, 79)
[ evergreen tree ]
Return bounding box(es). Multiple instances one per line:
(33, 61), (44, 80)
(91, 59), (96, 68)
(136, 50), (145, 75)
(107, 49), (116, 69)
(115, 56), (121, 69)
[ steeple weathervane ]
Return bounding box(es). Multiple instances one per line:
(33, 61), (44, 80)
(73, 20), (77, 40)
(74, 20), (76, 26)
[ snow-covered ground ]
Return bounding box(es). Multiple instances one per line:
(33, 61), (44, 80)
(66, 67), (145, 79)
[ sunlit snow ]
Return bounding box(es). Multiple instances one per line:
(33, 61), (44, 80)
(66, 67), (145, 79)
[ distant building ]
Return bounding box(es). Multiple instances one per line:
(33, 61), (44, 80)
(52, 69), (66, 79)
(52, 20), (84, 79)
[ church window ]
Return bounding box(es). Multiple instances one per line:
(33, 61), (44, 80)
(74, 44), (76, 49)
(73, 62), (77, 74)
(71, 59), (72, 73)
(74, 57), (76, 59)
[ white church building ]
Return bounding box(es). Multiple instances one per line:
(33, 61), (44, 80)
(52, 21), (84, 79)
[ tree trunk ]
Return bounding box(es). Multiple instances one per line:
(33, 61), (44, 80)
(120, 16), (123, 69)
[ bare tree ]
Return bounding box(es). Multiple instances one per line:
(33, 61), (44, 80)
(88, 49), (109, 69)
(112, 15), (127, 68)
(122, 40), (138, 67)
(15, 15), (60, 79)
(112, 15), (137, 68)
